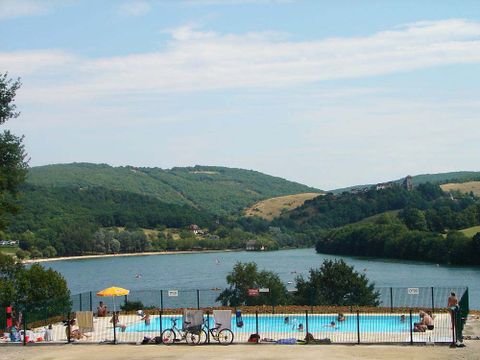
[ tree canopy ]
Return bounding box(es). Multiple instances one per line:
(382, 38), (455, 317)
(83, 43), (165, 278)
(217, 262), (289, 306)
(0, 73), (28, 231)
(295, 259), (379, 306)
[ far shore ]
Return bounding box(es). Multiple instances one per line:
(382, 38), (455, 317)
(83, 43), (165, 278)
(22, 249), (239, 264)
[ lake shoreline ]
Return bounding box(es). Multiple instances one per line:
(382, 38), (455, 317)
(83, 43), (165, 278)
(22, 249), (240, 264)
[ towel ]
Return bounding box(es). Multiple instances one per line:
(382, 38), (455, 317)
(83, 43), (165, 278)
(76, 311), (94, 333)
(213, 310), (232, 331)
(183, 310), (204, 331)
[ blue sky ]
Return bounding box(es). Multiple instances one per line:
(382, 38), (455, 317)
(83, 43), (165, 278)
(1, 0), (480, 190)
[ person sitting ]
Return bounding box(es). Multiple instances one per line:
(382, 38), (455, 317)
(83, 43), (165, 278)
(413, 311), (434, 332)
(66, 319), (90, 340)
(97, 301), (108, 317)
(337, 313), (346, 322)
(110, 311), (127, 332)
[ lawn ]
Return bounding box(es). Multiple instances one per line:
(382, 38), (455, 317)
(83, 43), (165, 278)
(459, 225), (480, 238)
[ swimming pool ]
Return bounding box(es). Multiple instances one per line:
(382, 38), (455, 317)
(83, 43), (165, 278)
(126, 314), (421, 333)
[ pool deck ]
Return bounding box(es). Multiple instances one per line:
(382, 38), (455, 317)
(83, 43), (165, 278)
(5, 312), (453, 345)
(3, 341), (480, 360)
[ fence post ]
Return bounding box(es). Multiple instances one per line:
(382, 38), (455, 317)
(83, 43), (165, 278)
(356, 310), (360, 344)
(431, 287), (435, 313)
(67, 312), (71, 344)
(450, 308), (457, 347)
(113, 312), (117, 344)
(305, 310), (309, 343)
(390, 287), (393, 312)
(124, 294), (128, 306)
(22, 308), (27, 346)
(409, 309), (413, 345)
(159, 309), (163, 336)
(197, 290), (200, 310)
(89, 291), (93, 311)
(207, 311), (211, 344)
(79, 293), (82, 311)
(255, 310), (259, 337)
(160, 290), (164, 312)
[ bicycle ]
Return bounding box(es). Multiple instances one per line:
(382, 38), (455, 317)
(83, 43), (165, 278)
(199, 319), (234, 345)
(160, 318), (202, 345)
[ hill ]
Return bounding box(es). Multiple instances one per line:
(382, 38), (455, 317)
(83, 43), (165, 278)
(27, 163), (321, 215)
(9, 184), (212, 234)
(244, 193), (322, 220)
(331, 171), (480, 194)
(440, 181), (480, 196)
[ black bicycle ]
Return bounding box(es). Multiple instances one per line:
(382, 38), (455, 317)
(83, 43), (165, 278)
(161, 318), (202, 345)
(199, 319), (234, 345)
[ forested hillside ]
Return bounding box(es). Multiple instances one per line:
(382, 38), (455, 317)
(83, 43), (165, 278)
(27, 163), (321, 215)
(331, 171), (480, 194)
(299, 184), (480, 265)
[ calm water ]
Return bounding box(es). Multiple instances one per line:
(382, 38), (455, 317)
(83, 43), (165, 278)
(40, 248), (480, 309)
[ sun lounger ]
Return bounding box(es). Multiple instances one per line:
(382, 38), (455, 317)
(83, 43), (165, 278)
(76, 311), (94, 333)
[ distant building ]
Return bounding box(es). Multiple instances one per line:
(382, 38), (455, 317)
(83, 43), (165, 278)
(189, 224), (205, 235)
(375, 182), (395, 191)
(246, 240), (258, 251)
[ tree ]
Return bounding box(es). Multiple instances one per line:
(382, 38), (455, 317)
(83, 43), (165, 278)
(217, 262), (289, 306)
(0, 73), (28, 230)
(0, 253), (70, 312)
(295, 259), (379, 306)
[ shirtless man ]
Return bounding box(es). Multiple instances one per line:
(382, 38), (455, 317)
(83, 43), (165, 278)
(414, 311), (434, 332)
(97, 301), (107, 317)
(448, 292), (458, 328)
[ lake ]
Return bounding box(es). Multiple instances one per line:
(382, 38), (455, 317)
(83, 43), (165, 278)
(40, 248), (480, 309)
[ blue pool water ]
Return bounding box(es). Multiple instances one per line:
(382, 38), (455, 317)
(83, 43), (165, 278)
(126, 314), (420, 333)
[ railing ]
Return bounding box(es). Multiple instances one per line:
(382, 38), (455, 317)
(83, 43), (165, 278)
(0, 286), (469, 346)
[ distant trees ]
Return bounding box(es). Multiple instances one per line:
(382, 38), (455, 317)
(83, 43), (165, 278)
(295, 259), (379, 306)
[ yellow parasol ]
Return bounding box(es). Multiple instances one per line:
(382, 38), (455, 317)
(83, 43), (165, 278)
(97, 286), (130, 311)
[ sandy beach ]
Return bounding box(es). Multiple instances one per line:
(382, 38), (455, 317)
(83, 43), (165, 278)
(22, 249), (235, 264)
(3, 342), (480, 360)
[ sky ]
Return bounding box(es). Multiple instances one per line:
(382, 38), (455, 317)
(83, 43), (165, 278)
(1, 0), (480, 190)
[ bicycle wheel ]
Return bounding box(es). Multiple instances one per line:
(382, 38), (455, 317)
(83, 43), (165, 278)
(161, 329), (176, 345)
(199, 329), (208, 344)
(185, 330), (201, 345)
(217, 329), (234, 345)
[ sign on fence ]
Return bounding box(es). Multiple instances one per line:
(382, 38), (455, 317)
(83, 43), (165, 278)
(248, 288), (259, 297)
(407, 288), (420, 295)
(168, 290), (179, 297)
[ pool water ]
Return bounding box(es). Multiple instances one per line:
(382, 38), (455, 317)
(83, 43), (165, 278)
(126, 314), (420, 333)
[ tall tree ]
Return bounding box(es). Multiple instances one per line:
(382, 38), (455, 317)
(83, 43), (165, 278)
(295, 259), (379, 306)
(0, 73), (28, 230)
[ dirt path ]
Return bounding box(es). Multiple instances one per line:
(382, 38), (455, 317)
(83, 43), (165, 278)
(3, 342), (479, 360)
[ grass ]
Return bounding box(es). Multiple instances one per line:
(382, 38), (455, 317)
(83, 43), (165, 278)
(351, 210), (401, 225)
(459, 225), (480, 238)
(440, 181), (480, 196)
(244, 192), (322, 220)
(0, 246), (18, 256)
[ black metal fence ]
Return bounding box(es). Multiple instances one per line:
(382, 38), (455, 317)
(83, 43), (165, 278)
(0, 286), (469, 347)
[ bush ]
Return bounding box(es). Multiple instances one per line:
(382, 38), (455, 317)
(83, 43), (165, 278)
(15, 249), (29, 260)
(120, 300), (144, 311)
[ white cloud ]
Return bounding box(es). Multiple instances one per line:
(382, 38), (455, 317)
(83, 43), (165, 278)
(0, 0), (66, 20)
(118, 1), (151, 16)
(2, 19), (480, 103)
